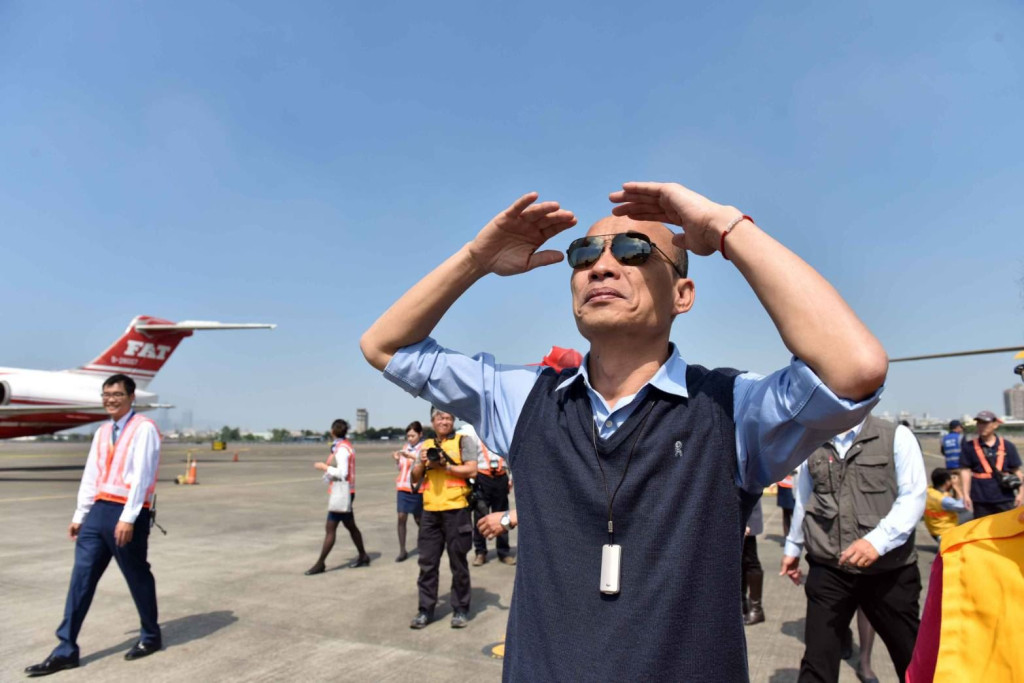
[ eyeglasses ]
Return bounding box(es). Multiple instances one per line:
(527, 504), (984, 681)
(566, 232), (685, 278)
(101, 392), (128, 399)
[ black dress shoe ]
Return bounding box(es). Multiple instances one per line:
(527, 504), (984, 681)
(352, 555), (371, 568)
(396, 551), (408, 562)
(304, 564), (326, 575)
(124, 640), (162, 661)
(25, 654), (79, 677)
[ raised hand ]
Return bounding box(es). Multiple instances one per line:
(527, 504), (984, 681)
(609, 181), (735, 256)
(467, 192), (577, 276)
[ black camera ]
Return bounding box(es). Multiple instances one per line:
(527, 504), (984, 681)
(426, 448), (448, 465)
(995, 471), (1022, 494)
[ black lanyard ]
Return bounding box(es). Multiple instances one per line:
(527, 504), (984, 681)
(590, 400), (657, 545)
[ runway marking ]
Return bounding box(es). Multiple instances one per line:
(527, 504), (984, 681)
(0, 452), (87, 460)
(0, 493), (77, 503)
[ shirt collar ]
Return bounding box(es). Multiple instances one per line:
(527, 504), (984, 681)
(554, 343), (690, 399)
(111, 410), (134, 431)
(832, 420), (865, 449)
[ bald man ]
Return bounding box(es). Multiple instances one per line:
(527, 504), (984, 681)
(361, 182), (887, 682)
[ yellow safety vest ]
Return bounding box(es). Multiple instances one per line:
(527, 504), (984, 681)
(923, 488), (959, 539)
(420, 435), (471, 512)
(932, 509), (1024, 680)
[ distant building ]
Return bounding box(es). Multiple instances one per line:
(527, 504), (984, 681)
(355, 408), (368, 434)
(1005, 384), (1024, 420)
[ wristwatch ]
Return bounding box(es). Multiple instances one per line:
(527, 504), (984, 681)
(500, 512), (512, 531)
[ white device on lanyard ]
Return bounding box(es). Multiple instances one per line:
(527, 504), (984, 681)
(600, 543), (622, 595)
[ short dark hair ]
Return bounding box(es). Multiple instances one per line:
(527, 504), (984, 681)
(406, 421), (423, 435)
(931, 468), (951, 489)
(331, 419), (348, 439)
(103, 374), (136, 395)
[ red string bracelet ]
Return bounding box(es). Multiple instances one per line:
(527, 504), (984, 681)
(720, 214), (754, 261)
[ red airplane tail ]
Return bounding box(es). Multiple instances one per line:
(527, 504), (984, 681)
(74, 316), (194, 388)
(72, 316), (275, 388)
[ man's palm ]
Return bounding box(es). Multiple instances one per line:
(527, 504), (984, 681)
(468, 193), (577, 276)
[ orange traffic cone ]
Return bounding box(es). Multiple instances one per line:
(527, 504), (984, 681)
(233, 452), (239, 462)
(186, 459), (198, 485)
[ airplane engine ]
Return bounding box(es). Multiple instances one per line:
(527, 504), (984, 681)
(0, 380), (9, 406)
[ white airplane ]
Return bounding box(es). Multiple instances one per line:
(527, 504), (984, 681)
(0, 315), (275, 439)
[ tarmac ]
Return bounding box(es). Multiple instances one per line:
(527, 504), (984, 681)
(0, 438), (947, 682)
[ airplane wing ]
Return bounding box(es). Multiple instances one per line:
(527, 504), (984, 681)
(0, 403), (172, 416)
(134, 321), (276, 332)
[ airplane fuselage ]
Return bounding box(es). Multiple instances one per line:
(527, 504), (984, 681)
(0, 367), (157, 439)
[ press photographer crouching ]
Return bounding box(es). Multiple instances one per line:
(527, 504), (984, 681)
(409, 407), (479, 629)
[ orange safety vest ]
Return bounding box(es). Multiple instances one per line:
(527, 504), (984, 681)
(396, 441), (423, 493)
(777, 473), (795, 489)
(476, 440), (507, 478)
(970, 437), (1004, 479)
(327, 439), (356, 494)
(95, 414), (161, 507)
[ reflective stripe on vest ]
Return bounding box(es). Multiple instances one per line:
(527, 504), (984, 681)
(941, 433), (963, 463)
(777, 473), (794, 489)
(95, 414), (160, 506)
(396, 441), (422, 493)
(476, 440), (507, 478)
(971, 437), (1005, 479)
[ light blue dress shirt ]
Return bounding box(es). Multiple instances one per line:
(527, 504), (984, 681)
(384, 338), (881, 492)
(784, 421), (927, 558)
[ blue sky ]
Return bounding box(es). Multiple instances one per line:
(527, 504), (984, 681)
(2, 1), (1022, 431)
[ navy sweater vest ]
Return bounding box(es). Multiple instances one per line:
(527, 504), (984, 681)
(503, 364), (756, 682)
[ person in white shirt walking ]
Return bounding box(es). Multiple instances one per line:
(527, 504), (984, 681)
(781, 414), (926, 682)
(26, 374), (163, 677)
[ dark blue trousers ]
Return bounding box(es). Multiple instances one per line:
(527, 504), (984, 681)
(53, 500), (160, 658)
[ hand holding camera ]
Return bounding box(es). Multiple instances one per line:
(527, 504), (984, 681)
(423, 447), (452, 470)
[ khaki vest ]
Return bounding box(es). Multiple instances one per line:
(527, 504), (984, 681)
(802, 415), (916, 573)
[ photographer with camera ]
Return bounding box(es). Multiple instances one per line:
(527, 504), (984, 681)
(409, 408), (479, 629)
(960, 410), (1023, 519)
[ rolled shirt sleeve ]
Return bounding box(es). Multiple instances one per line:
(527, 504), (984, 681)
(734, 357), (882, 492)
(119, 421), (161, 524)
(384, 337), (542, 455)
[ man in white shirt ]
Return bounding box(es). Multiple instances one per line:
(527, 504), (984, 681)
(26, 374), (163, 677)
(781, 414), (926, 682)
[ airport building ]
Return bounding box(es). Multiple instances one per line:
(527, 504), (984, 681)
(356, 408), (368, 434)
(1005, 384), (1024, 420)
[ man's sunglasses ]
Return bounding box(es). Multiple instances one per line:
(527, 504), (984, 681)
(566, 232), (685, 278)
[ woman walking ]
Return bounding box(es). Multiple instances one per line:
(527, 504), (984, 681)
(305, 419), (370, 574)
